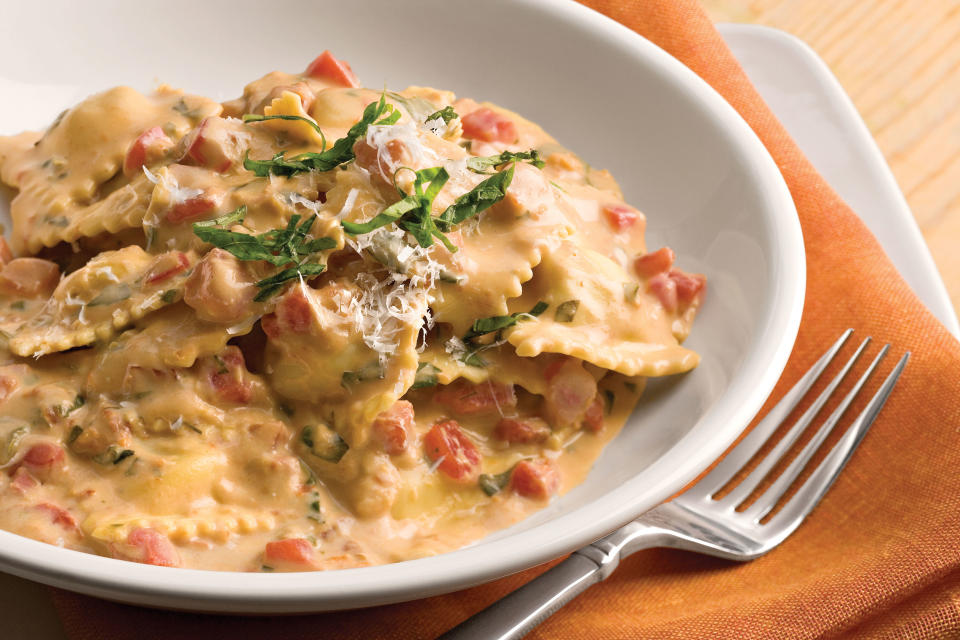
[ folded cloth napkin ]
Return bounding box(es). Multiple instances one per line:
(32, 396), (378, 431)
(51, 1), (960, 638)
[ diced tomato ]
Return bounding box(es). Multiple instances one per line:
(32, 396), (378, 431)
(181, 117), (238, 172)
(543, 357), (568, 382)
(671, 269), (707, 308)
(433, 380), (517, 416)
(0, 258), (60, 298)
(0, 237), (13, 265)
(372, 400), (415, 455)
(493, 416), (551, 444)
(116, 527), (180, 567)
(208, 346), (253, 404)
(582, 395), (604, 432)
(264, 538), (316, 568)
(634, 247), (675, 279)
(166, 192), (222, 224)
(424, 420), (481, 482)
(35, 503), (79, 531)
(510, 459), (560, 500)
(123, 126), (173, 177)
(461, 108), (517, 143)
(10, 468), (38, 493)
(145, 251), (190, 285)
(22, 442), (65, 470)
(543, 359), (597, 429)
(273, 286), (314, 334)
(648, 273), (678, 312)
(304, 51), (360, 88)
(602, 204), (640, 232)
(0, 375), (18, 403)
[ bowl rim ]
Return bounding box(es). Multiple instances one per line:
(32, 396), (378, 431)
(0, 0), (806, 612)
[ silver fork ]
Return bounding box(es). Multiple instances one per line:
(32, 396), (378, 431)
(440, 330), (909, 640)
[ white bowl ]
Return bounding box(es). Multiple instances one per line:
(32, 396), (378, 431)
(0, 0), (804, 612)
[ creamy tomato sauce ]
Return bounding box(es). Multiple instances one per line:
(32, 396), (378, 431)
(0, 51), (705, 571)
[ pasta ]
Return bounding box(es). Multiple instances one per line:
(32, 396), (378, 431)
(0, 51), (706, 571)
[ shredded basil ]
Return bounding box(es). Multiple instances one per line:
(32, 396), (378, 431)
(160, 289), (178, 304)
(436, 165), (515, 230)
(425, 106), (458, 125)
(412, 363), (441, 389)
(463, 301), (548, 343)
(9, 301), (25, 311)
(66, 425), (83, 444)
(300, 424), (349, 463)
(341, 361), (385, 388)
(193, 204), (247, 228)
(466, 150), (544, 174)
(3, 426), (27, 463)
(193, 213), (335, 301)
(242, 92), (397, 177)
(479, 465), (516, 497)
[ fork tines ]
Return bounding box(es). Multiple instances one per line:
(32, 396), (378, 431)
(692, 330), (909, 534)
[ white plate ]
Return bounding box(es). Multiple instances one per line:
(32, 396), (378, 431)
(719, 24), (959, 337)
(0, 0), (804, 612)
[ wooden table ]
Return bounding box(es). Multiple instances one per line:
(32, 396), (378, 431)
(705, 0), (960, 314)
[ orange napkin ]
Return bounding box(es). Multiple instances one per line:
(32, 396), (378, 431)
(50, 1), (960, 638)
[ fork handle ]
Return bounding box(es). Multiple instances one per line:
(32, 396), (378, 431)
(438, 522), (666, 640)
(437, 552), (602, 640)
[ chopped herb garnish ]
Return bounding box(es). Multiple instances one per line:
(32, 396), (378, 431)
(66, 425), (83, 444)
(300, 424), (349, 463)
(554, 299), (580, 323)
(160, 289), (178, 304)
(242, 114), (327, 150)
(242, 92), (397, 177)
(436, 164), (515, 230)
(466, 150), (544, 174)
(623, 282), (640, 302)
(341, 361), (385, 388)
(604, 390), (615, 414)
(212, 355), (228, 375)
(193, 213), (335, 301)
(4, 426), (27, 463)
(9, 301), (25, 311)
(412, 362), (441, 389)
(479, 465), (516, 497)
(425, 106), (458, 125)
(299, 457), (318, 485)
(94, 445), (135, 465)
(343, 166), (456, 251)
(310, 500), (321, 512)
(462, 302), (548, 343)
(261, 565), (275, 572)
(192, 204), (247, 228)
(185, 423), (202, 434)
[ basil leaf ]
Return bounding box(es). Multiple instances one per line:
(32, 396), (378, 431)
(342, 195), (420, 235)
(253, 263), (326, 302)
(439, 164), (515, 228)
(193, 204), (247, 228)
(300, 424), (349, 463)
(412, 363), (441, 389)
(193, 226), (289, 265)
(466, 150), (544, 174)
(462, 301), (548, 342)
(242, 114), (327, 150)
(554, 299), (580, 323)
(425, 106), (458, 125)
(479, 465), (515, 496)
(242, 92), (395, 177)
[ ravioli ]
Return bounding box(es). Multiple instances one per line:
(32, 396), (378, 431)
(0, 51), (705, 572)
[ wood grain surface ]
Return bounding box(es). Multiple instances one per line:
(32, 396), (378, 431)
(704, 0), (960, 313)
